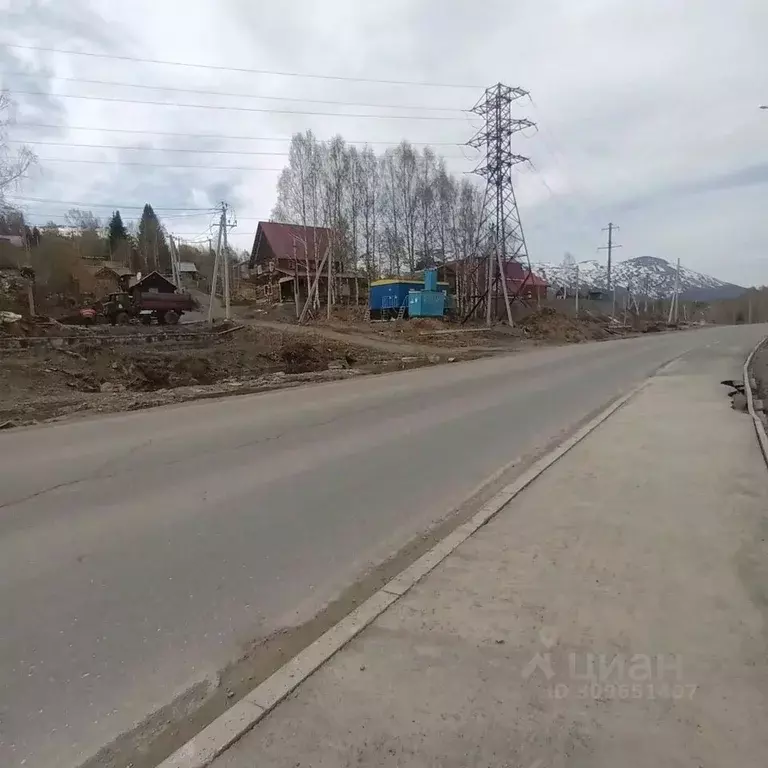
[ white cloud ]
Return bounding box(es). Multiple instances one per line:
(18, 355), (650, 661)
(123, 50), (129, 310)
(2, 0), (767, 282)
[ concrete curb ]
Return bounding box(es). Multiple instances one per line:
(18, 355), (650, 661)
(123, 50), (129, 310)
(744, 337), (768, 466)
(157, 382), (648, 768)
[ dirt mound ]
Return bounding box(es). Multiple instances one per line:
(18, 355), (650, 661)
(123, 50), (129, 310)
(520, 307), (609, 343)
(279, 339), (330, 374)
(0, 324), (410, 424)
(409, 317), (445, 331)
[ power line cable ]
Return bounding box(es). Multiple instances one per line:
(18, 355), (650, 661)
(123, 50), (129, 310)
(7, 138), (476, 159)
(10, 139), (289, 156)
(18, 210), (220, 220)
(33, 157), (283, 171)
(1, 72), (468, 112)
(4, 195), (221, 210)
(7, 89), (469, 120)
(11, 122), (475, 147)
(1, 43), (482, 89)
(7, 196), (270, 222)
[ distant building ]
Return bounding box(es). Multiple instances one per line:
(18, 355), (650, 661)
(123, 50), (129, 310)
(442, 259), (549, 302)
(89, 260), (135, 295)
(130, 271), (177, 295)
(505, 261), (548, 300)
(247, 221), (365, 304)
(178, 261), (200, 280)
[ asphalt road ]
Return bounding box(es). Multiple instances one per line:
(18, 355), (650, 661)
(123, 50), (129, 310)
(1, 324), (765, 768)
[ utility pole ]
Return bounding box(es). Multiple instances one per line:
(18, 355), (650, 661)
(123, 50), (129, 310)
(221, 202), (231, 321)
(599, 223), (622, 291)
(575, 264), (580, 315)
(327, 240), (333, 320)
(667, 257), (681, 325)
(208, 215), (223, 324)
(643, 275), (650, 314)
(169, 235), (181, 287)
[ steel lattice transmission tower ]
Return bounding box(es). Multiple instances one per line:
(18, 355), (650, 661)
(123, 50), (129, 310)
(462, 83), (535, 324)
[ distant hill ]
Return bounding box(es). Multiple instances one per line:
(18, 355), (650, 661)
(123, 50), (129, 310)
(535, 256), (745, 301)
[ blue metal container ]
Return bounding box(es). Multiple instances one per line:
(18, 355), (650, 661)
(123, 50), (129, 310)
(424, 268), (438, 292)
(369, 279), (451, 318)
(408, 289), (445, 317)
(369, 280), (420, 313)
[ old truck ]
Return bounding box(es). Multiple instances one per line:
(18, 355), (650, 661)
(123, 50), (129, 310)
(103, 291), (197, 325)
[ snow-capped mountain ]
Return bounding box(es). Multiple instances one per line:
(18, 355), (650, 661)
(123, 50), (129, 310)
(534, 256), (744, 301)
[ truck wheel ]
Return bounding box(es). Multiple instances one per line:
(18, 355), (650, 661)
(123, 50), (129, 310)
(164, 310), (179, 325)
(139, 314), (152, 326)
(115, 311), (130, 325)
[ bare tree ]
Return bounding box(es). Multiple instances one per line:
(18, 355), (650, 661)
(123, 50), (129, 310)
(415, 147), (438, 268)
(360, 146), (379, 278)
(379, 149), (403, 276)
(272, 131), (484, 284)
(455, 179), (483, 261)
(346, 145), (364, 276)
(274, 131), (325, 303)
(322, 136), (351, 305)
(393, 142), (419, 272)
(65, 208), (102, 233)
(0, 94), (35, 202)
(435, 160), (457, 264)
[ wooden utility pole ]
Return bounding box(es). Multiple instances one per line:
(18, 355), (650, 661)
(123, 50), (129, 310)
(169, 235), (181, 287)
(496, 241), (513, 326)
(293, 239), (301, 319)
(485, 245), (494, 326)
(599, 223), (622, 291)
(221, 203), (231, 321)
(327, 242), (333, 320)
(208, 211), (224, 324)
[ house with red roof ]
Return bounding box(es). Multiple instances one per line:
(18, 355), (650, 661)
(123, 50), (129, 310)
(247, 221), (366, 305)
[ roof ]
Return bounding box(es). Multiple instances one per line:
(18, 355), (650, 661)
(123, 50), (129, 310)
(91, 261), (133, 278)
(370, 279), (450, 287)
(250, 221), (334, 267)
(131, 271), (177, 291)
(178, 261), (199, 273)
(509, 273), (548, 288)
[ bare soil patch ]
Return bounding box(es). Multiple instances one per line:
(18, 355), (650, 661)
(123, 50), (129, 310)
(0, 324), (430, 427)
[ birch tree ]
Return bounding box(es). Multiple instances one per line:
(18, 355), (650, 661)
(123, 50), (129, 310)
(379, 149), (403, 276)
(435, 160), (458, 264)
(272, 132), (484, 282)
(360, 146), (379, 278)
(415, 147), (437, 268)
(393, 142), (419, 272)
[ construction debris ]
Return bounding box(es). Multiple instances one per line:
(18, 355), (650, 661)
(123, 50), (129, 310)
(0, 325), (434, 425)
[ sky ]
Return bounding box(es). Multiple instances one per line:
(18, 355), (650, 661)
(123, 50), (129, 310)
(1, 0), (767, 284)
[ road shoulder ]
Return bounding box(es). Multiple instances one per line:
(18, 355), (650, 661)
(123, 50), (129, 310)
(210, 345), (768, 768)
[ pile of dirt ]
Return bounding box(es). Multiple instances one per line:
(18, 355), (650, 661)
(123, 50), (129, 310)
(279, 339), (331, 374)
(519, 307), (610, 343)
(0, 314), (98, 338)
(0, 325), (413, 425)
